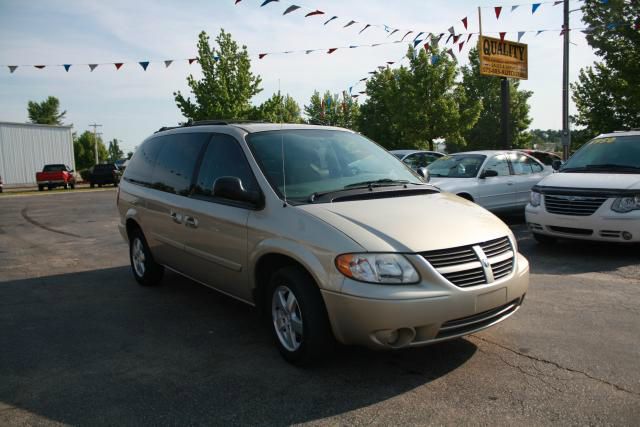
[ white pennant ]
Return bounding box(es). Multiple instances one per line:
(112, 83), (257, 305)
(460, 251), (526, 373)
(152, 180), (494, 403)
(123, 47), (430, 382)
(164, 60), (173, 68)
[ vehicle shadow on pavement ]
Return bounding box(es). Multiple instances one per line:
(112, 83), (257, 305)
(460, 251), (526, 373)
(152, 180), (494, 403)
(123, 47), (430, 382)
(0, 266), (477, 426)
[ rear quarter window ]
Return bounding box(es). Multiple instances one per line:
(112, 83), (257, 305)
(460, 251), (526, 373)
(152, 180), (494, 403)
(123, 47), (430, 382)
(123, 137), (166, 186)
(150, 133), (210, 195)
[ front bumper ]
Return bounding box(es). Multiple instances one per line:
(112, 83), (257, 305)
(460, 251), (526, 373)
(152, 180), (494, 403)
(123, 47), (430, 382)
(322, 253), (529, 349)
(525, 199), (640, 242)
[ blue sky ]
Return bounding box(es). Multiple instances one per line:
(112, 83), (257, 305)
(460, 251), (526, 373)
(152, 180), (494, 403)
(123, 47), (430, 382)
(0, 0), (596, 152)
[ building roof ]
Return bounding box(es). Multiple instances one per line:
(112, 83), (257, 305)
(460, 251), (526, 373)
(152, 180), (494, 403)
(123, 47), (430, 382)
(0, 121), (73, 129)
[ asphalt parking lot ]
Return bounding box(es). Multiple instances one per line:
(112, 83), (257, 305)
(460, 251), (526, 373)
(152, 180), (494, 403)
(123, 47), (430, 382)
(1, 190), (639, 425)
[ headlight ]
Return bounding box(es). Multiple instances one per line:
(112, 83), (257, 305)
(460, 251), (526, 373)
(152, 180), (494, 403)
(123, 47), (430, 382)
(611, 195), (640, 213)
(530, 191), (541, 207)
(335, 253), (420, 284)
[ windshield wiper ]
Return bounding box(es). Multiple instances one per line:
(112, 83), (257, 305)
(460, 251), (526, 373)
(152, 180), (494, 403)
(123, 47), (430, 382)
(562, 164), (640, 173)
(343, 179), (415, 189)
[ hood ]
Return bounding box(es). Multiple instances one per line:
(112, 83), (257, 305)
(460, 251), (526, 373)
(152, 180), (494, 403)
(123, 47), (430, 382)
(298, 192), (512, 253)
(537, 172), (640, 191)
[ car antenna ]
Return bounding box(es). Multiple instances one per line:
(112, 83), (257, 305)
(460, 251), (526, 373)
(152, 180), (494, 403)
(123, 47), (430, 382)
(279, 78), (287, 208)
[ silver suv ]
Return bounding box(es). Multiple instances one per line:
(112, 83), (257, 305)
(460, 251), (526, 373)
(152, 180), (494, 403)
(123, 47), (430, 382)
(117, 122), (529, 364)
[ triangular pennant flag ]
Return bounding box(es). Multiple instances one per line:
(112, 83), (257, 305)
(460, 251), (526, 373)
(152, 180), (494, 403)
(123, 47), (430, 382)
(344, 20), (356, 28)
(34, 65), (45, 69)
(359, 24), (371, 34)
(359, 77), (367, 82)
(259, 53), (268, 59)
(348, 86), (353, 94)
(351, 94), (359, 98)
(377, 66), (386, 71)
(532, 3), (541, 14)
(305, 50), (314, 54)
(88, 64), (98, 71)
(467, 33), (473, 43)
(139, 61), (149, 71)
(388, 29), (399, 38)
(8, 66), (17, 73)
(458, 41), (465, 52)
(371, 43), (381, 47)
(283, 5), (300, 15)
(260, 0), (278, 6)
(213, 55), (220, 61)
(448, 26), (455, 35)
(431, 55), (439, 65)
(453, 34), (460, 43)
(554, 0), (562, 5)
(413, 32), (424, 41)
(188, 58), (197, 64)
(63, 64), (71, 72)
(164, 60), (173, 68)
(499, 32), (506, 42)
(462, 17), (468, 30)
(386, 61), (395, 65)
(235, 0), (242, 4)
(413, 39), (423, 48)
(423, 42), (430, 51)
(349, 45), (358, 48)
(327, 48), (338, 54)
(446, 33), (453, 44)
(511, 5), (519, 12)
(368, 71), (376, 74)
(536, 30), (545, 36)
(400, 31), (413, 41)
(518, 31), (525, 42)
(358, 91), (366, 95)
(447, 48), (456, 60)
(114, 63), (123, 70)
(494, 6), (502, 19)
(324, 15), (337, 25)
(304, 9), (324, 17)
(436, 33), (444, 43)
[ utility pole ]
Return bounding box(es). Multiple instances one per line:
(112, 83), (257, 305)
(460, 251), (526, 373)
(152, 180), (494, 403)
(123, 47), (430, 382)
(89, 123), (102, 165)
(562, 0), (571, 160)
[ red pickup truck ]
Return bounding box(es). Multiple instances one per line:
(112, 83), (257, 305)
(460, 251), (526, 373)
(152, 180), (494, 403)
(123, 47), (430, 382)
(36, 164), (76, 191)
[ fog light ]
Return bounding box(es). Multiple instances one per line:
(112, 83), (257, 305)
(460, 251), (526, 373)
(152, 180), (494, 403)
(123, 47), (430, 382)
(387, 329), (399, 345)
(622, 231), (633, 241)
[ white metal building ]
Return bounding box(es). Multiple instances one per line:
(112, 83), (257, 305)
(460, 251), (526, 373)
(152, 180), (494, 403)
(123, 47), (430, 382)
(0, 122), (75, 187)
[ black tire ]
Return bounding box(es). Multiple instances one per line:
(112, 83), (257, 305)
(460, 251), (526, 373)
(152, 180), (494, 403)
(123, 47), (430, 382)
(90, 182), (95, 188)
(47, 186), (52, 191)
(533, 233), (557, 245)
(38, 185), (44, 191)
(129, 229), (164, 286)
(98, 183), (103, 188)
(267, 266), (334, 365)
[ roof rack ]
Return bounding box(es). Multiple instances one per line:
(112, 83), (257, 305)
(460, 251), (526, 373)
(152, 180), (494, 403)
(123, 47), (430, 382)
(155, 119), (271, 133)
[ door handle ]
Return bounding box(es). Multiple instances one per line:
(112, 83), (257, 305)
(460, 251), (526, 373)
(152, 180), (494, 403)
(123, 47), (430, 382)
(170, 211), (183, 224)
(184, 216), (199, 228)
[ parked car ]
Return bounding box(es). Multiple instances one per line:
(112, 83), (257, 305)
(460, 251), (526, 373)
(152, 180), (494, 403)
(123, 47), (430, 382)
(427, 151), (550, 212)
(0, 175), (3, 193)
(390, 150), (445, 171)
(118, 122), (529, 364)
(88, 163), (120, 188)
(519, 149), (563, 171)
(526, 130), (640, 244)
(36, 164), (76, 191)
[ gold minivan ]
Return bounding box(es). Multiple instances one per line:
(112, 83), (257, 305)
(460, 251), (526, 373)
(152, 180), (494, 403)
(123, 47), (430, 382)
(118, 122), (529, 364)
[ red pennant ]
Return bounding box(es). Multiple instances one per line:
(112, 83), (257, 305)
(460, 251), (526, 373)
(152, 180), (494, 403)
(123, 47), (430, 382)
(188, 58), (197, 64)
(423, 43), (430, 51)
(259, 53), (267, 59)
(114, 63), (123, 70)
(453, 34), (460, 43)
(494, 6), (502, 19)
(235, 0), (241, 3)
(305, 10), (324, 17)
(34, 65), (45, 69)
(327, 48), (338, 54)
(499, 32), (506, 42)
(459, 41), (465, 52)
(462, 17), (468, 30)
(467, 33), (473, 43)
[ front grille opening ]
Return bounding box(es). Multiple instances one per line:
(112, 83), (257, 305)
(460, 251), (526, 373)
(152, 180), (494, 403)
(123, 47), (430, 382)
(548, 226), (593, 236)
(492, 258), (513, 280)
(436, 298), (521, 339)
(600, 230), (621, 238)
(443, 267), (486, 288)
(544, 194), (607, 217)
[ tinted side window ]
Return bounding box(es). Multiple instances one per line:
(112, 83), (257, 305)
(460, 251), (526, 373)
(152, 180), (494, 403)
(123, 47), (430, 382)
(485, 155), (511, 176)
(151, 133), (209, 196)
(194, 134), (258, 200)
(123, 138), (166, 185)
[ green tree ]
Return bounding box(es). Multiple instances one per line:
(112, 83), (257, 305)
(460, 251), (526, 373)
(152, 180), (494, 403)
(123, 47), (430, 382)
(27, 96), (66, 125)
(107, 138), (124, 162)
(572, 0), (640, 134)
(358, 46), (480, 151)
(304, 90), (360, 130)
(251, 91), (302, 123)
(461, 48), (532, 150)
(74, 131), (108, 170)
(174, 29), (262, 121)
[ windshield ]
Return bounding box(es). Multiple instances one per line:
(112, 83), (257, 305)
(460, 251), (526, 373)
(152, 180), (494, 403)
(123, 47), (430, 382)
(562, 135), (640, 172)
(246, 130), (422, 202)
(43, 165), (66, 172)
(392, 152), (405, 160)
(427, 155), (486, 178)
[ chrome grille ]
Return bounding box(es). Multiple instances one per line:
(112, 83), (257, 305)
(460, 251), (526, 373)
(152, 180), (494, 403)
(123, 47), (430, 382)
(420, 236), (514, 288)
(544, 194), (607, 216)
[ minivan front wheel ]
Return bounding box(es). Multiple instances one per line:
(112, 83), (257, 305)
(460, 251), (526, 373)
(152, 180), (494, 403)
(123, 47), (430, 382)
(268, 266), (333, 364)
(129, 229), (164, 286)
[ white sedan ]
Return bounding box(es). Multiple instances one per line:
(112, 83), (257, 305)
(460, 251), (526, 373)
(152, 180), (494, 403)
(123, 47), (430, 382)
(427, 150), (551, 212)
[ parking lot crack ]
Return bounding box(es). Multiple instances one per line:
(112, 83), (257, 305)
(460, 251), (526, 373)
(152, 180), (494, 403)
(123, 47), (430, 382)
(20, 206), (84, 238)
(472, 335), (640, 398)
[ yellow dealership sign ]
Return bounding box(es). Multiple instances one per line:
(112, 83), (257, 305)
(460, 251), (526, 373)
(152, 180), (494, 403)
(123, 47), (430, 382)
(478, 35), (528, 80)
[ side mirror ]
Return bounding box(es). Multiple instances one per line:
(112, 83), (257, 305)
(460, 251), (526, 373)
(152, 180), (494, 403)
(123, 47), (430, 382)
(213, 176), (261, 206)
(417, 167), (430, 182)
(480, 169), (499, 179)
(552, 160), (563, 171)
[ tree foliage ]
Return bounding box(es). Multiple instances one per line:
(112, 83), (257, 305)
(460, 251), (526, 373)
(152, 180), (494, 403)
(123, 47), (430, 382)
(27, 96), (66, 125)
(358, 47), (480, 151)
(461, 48), (532, 150)
(572, 0), (640, 134)
(251, 91), (302, 123)
(174, 29), (262, 121)
(107, 138), (124, 162)
(74, 131), (108, 170)
(304, 90), (360, 129)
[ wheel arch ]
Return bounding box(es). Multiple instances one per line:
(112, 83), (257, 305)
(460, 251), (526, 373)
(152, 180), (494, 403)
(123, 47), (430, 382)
(457, 192), (474, 202)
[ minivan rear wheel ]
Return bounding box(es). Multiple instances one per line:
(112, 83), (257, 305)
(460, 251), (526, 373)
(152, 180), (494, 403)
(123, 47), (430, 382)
(268, 266), (334, 365)
(129, 229), (164, 286)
